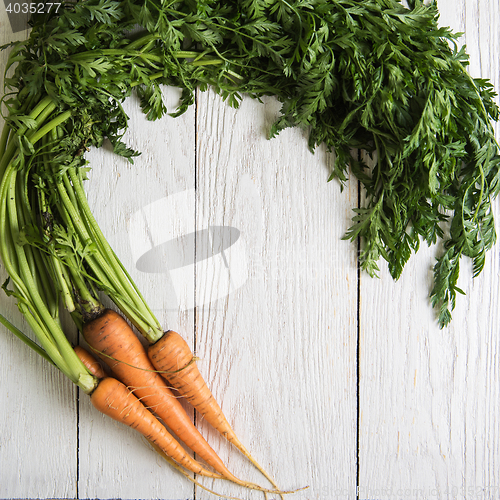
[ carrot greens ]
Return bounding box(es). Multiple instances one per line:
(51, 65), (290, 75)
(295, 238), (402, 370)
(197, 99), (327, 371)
(3, 0), (498, 333)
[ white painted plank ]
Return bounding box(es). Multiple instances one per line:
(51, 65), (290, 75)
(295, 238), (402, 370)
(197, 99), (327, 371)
(358, 0), (500, 497)
(78, 87), (197, 499)
(193, 90), (359, 499)
(0, 18), (79, 500)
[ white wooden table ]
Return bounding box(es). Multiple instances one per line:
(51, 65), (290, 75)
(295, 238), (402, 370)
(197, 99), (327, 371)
(1, 1), (499, 499)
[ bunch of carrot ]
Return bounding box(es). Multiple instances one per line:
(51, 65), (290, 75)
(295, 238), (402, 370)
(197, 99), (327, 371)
(4, 0), (497, 494)
(0, 3), (299, 498)
(80, 309), (287, 496)
(0, 97), (289, 495)
(0, 124), (288, 494)
(0, 163), (286, 498)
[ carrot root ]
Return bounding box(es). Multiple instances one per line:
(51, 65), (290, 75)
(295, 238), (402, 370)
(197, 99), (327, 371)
(84, 310), (293, 495)
(91, 377), (303, 496)
(83, 309), (250, 486)
(149, 439), (306, 498)
(90, 376), (223, 478)
(148, 441), (248, 500)
(148, 330), (281, 489)
(74, 345), (107, 379)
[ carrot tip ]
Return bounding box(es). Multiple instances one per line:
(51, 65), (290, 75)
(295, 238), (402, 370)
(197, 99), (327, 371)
(147, 440), (246, 500)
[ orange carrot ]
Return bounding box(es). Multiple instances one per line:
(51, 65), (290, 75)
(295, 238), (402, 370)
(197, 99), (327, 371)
(83, 309), (246, 486)
(74, 345), (106, 379)
(90, 376), (223, 478)
(148, 330), (280, 489)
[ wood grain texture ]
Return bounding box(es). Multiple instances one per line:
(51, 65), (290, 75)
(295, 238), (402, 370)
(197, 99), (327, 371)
(0, 1), (499, 499)
(78, 88), (197, 500)
(193, 90), (358, 499)
(358, 2), (500, 499)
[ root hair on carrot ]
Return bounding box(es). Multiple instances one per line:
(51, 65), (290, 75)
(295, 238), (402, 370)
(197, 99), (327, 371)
(148, 439), (308, 499)
(84, 309), (254, 485)
(148, 330), (283, 489)
(147, 441), (248, 500)
(87, 340), (199, 375)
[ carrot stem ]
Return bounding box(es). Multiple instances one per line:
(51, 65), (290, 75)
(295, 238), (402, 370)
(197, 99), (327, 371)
(0, 96), (54, 178)
(4, 167), (96, 390)
(68, 166), (162, 341)
(46, 156), (158, 337)
(0, 121), (10, 160)
(0, 311), (54, 365)
(0, 122), (98, 393)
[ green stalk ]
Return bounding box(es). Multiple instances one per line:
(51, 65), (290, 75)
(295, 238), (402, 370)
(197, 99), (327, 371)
(20, 156), (62, 315)
(28, 110), (71, 146)
(1, 163), (97, 393)
(0, 165), (31, 299)
(15, 169), (44, 302)
(69, 167), (162, 337)
(0, 121), (10, 159)
(52, 175), (131, 297)
(41, 140), (76, 312)
(7, 169), (66, 356)
(36, 138), (75, 313)
(47, 184), (115, 295)
(190, 58), (223, 67)
(43, 151), (161, 340)
(70, 48), (163, 64)
(63, 252), (103, 319)
(126, 33), (160, 51)
(0, 130), (21, 179)
(17, 301), (75, 376)
(52, 255), (77, 312)
(74, 169), (160, 330)
(0, 311), (54, 365)
(130, 71), (164, 87)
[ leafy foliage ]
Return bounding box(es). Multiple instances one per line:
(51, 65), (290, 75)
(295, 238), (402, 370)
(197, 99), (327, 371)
(2, 0), (499, 327)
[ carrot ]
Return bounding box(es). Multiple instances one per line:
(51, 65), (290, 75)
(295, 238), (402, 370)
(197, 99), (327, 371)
(74, 345), (106, 379)
(90, 376), (224, 478)
(148, 330), (280, 489)
(83, 309), (247, 486)
(82, 323), (291, 496)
